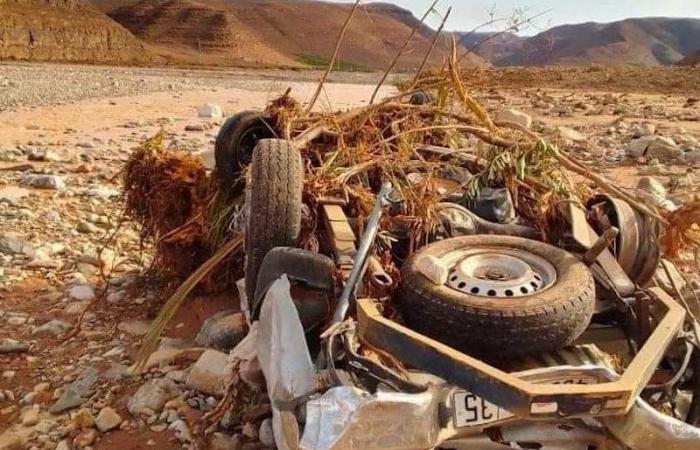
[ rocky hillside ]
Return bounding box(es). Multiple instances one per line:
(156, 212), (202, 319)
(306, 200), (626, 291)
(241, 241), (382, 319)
(498, 17), (700, 66)
(101, 0), (484, 69)
(680, 49), (700, 66)
(455, 32), (525, 62)
(0, 0), (150, 64)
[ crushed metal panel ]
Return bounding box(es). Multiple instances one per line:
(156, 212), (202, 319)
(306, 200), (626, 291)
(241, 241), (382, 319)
(356, 287), (684, 419)
(300, 386), (442, 450)
(564, 202), (636, 296)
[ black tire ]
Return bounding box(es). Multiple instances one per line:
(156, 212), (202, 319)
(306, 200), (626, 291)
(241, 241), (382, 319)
(252, 247), (335, 320)
(245, 139), (303, 300)
(409, 91), (435, 105)
(215, 111), (275, 187)
(398, 236), (595, 358)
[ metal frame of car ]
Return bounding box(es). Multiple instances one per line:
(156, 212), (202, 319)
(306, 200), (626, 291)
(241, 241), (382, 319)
(355, 286), (685, 419)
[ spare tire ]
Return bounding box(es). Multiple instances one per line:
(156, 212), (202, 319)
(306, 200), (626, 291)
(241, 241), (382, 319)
(398, 235), (595, 358)
(215, 111), (275, 188)
(244, 139), (303, 300)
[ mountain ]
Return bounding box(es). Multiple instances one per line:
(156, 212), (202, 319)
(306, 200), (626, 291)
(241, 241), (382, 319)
(680, 49), (700, 66)
(0, 0), (150, 64)
(497, 17), (700, 66)
(96, 0), (484, 69)
(454, 32), (525, 62)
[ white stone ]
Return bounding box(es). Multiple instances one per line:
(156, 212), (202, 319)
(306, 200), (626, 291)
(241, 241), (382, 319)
(556, 126), (586, 143)
(495, 109), (532, 129)
(197, 103), (223, 119)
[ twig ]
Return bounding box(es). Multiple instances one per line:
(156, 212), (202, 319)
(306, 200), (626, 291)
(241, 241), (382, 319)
(305, 0), (362, 115)
(411, 6), (452, 88)
(553, 151), (668, 224)
(131, 235), (244, 374)
(458, 9), (552, 63)
(369, 0), (439, 104)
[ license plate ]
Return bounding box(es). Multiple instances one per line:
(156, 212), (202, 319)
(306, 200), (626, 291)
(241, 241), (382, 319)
(453, 391), (514, 427)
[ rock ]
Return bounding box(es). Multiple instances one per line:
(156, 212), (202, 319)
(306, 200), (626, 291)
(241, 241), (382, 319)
(127, 378), (181, 416)
(495, 109), (532, 129)
(117, 319), (152, 336)
(684, 150), (700, 165)
(194, 148), (216, 170)
(85, 187), (119, 199)
(55, 440), (71, 450)
(67, 285), (95, 302)
(95, 407), (122, 432)
(20, 174), (65, 190)
(0, 187), (30, 206)
(631, 122), (656, 138)
(186, 350), (229, 396)
(49, 367), (98, 414)
(77, 221), (100, 234)
(0, 233), (34, 256)
(209, 433), (243, 450)
(78, 248), (118, 269)
(32, 320), (72, 337)
(34, 419), (57, 434)
(556, 126), (586, 143)
(258, 418), (275, 447)
(647, 137), (683, 161)
(21, 408), (40, 426)
(2, 371), (16, 379)
(195, 312), (247, 351)
(131, 347), (204, 372)
(626, 135), (657, 158)
(71, 408), (95, 429)
(0, 339), (29, 354)
(637, 176), (676, 210)
(28, 148), (58, 162)
(185, 124), (205, 132)
(0, 431), (27, 450)
(169, 419), (193, 442)
(638, 176), (667, 199)
(198, 103), (223, 119)
(73, 429), (97, 448)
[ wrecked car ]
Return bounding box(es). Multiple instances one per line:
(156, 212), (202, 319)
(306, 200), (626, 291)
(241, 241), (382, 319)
(206, 99), (700, 450)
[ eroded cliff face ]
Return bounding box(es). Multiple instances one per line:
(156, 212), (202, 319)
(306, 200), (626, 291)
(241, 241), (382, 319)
(0, 0), (150, 64)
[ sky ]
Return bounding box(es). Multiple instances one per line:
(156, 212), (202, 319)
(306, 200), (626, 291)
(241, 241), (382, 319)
(326, 0), (700, 35)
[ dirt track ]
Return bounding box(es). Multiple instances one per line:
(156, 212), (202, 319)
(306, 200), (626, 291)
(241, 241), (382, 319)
(0, 62), (699, 449)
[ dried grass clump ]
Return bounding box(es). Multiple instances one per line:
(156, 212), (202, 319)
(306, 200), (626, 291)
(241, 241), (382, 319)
(122, 131), (213, 277)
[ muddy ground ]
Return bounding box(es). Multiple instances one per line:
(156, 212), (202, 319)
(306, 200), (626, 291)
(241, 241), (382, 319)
(0, 62), (699, 450)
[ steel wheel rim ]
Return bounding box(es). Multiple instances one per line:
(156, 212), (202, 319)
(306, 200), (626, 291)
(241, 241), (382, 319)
(443, 247), (557, 298)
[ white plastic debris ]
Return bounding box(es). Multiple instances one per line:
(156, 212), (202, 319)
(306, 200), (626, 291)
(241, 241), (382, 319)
(256, 276), (317, 450)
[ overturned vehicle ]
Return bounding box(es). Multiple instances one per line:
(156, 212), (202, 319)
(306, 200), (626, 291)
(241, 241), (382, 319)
(219, 120), (700, 449)
(126, 65), (700, 449)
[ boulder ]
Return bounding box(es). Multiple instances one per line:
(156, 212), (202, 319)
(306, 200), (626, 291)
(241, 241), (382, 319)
(195, 312), (247, 351)
(186, 350), (229, 397)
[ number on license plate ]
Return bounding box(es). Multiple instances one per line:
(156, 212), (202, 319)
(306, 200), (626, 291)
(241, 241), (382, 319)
(453, 391), (514, 427)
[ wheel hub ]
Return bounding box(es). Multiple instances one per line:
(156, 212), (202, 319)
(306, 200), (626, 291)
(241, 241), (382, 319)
(445, 249), (556, 298)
